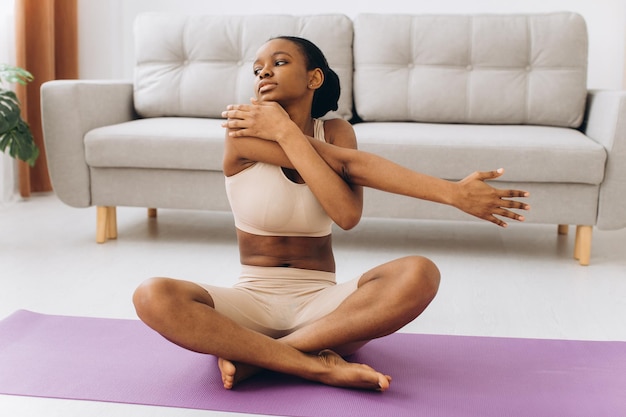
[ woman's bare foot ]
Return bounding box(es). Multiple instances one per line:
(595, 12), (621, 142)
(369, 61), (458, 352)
(316, 349), (392, 391)
(217, 357), (262, 389)
(218, 350), (391, 392)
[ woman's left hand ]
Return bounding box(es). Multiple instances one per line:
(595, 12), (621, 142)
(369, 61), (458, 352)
(453, 169), (530, 228)
(221, 99), (297, 142)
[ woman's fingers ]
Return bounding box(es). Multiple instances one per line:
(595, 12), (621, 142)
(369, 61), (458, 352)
(500, 197), (530, 210)
(474, 168), (504, 181)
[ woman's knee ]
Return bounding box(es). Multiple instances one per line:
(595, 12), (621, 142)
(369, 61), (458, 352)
(133, 278), (214, 319)
(132, 277), (199, 325)
(403, 255), (441, 300)
(132, 277), (171, 318)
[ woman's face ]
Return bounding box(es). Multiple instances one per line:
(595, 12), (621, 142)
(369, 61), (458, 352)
(252, 39), (313, 104)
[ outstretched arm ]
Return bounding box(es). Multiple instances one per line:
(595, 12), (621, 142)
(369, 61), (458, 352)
(222, 101), (529, 228)
(306, 140), (529, 228)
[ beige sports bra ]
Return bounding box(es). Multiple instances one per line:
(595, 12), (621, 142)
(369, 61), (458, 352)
(224, 118), (333, 237)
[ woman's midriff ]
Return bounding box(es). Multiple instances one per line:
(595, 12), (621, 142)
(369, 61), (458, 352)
(236, 229), (335, 273)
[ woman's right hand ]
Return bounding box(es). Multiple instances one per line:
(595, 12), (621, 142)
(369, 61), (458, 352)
(221, 99), (299, 143)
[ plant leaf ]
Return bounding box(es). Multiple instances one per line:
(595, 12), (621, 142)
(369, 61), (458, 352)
(0, 64), (38, 166)
(0, 120), (39, 166)
(0, 64), (34, 86)
(0, 90), (22, 134)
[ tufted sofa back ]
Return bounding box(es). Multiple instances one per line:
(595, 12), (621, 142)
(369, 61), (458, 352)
(133, 13), (354, 120)
(353, 12), (588, 127)
(134, 12), (588, 128)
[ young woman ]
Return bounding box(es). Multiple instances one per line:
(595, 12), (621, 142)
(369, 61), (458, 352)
(133, 36), (529, 392)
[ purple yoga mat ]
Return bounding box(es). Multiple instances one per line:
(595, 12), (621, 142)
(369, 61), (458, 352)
(0, 310), (624, 417)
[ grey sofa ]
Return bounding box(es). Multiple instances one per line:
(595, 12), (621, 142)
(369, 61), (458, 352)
(41, 12), (626, 265)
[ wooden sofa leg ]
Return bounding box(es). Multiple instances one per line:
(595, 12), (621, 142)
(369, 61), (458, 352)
(96, 206), (108, 243)
(574, 225), (592, 266)
(148, 208), (157, 218)
(106, 207), (117, 239)
(557, 224), (569, 235)
(96, 206), (117, 243)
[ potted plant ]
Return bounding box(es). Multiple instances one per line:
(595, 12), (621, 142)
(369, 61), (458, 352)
(0, 64), (39, 166)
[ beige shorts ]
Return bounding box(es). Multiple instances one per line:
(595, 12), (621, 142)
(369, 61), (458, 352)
(199, 265), (360, 339)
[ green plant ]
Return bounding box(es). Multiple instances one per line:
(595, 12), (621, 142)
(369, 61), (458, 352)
(0, 64), (39, 166)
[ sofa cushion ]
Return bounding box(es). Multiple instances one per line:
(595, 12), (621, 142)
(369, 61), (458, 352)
(85, 118), (606, 187)
(134, 13), (354, 120)
(352, 123), (606, 185)
(353, 12), (588, 128)
(85, 118), (225, 171)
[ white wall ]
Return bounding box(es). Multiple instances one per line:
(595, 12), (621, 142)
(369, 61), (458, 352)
(78, 0), (626, 90)
(0, 0), (17, 205)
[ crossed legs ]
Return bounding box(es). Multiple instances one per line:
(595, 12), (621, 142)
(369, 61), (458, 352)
(132, 255), (440, 391)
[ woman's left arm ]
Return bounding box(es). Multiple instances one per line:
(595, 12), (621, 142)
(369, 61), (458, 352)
(223, 101), (530, 228)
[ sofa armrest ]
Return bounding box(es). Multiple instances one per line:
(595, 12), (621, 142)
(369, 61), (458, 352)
(581, 89), (626, 230)
(41, 80), (135, 207)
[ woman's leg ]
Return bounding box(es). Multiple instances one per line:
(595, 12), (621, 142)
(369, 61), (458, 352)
(220, 255), (440, 386)
(279, 255), (441, 355)
(132, 278), (391, 390)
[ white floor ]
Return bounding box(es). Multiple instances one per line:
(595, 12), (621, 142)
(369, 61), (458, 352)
(1, 193), (625, 416)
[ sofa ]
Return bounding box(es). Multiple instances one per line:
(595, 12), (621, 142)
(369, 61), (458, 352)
(41, 12), (626, 265)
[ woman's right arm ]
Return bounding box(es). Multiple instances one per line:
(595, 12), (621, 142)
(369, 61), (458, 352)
(222, 122), (363, 231)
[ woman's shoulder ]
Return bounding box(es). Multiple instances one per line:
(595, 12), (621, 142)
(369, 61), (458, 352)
(320, 117), (356, 148)
(320, 117), (351, 129)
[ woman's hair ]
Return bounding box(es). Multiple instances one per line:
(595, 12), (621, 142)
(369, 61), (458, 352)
(271, 36), (341, 118)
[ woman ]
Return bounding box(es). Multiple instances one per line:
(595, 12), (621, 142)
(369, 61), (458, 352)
(133, 36), (529, 392)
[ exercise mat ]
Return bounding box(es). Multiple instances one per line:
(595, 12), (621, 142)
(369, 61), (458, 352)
(0, 310), (624, 416)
